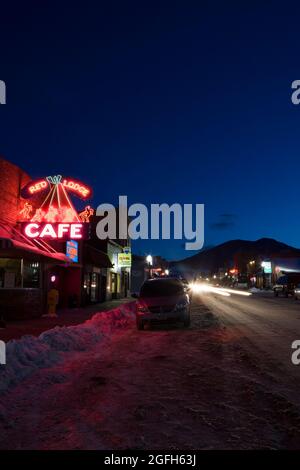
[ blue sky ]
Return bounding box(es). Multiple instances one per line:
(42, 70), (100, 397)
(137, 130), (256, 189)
(1, 1), (300, 259)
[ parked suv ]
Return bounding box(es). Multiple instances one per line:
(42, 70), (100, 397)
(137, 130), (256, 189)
(273, 274), (300, 297)
(135, 278), (191, 330)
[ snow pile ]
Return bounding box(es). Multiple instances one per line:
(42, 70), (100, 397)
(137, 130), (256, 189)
(0, 302), (135, 393)
(249, 287), (273, 294)
(249, 287), (263, 293)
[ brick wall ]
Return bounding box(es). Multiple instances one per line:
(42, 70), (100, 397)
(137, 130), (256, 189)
(0, 157), (32, 225)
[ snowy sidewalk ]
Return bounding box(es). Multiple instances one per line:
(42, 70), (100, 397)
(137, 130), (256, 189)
(0, 298), (133, 343)
(0, 301), (136, 394)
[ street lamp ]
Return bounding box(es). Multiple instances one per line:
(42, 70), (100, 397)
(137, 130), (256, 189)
(146, 255), (153, 279)
(146, 255), (153, 265)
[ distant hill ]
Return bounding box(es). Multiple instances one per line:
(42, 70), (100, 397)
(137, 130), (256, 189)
(170, 238), (300, 274)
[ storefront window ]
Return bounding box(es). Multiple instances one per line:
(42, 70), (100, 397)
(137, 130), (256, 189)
(84, 273), (90, 295)
(0, 259), (22, 288)
(0, 258), (40, 289)
(23, 261), (40, 288)
(111, 273), (117, 293)
(90, 272), (98, 302)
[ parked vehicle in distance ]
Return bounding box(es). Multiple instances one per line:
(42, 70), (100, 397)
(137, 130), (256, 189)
(236, 275), (248, 289)
(294, 283), (300, 300)
(273, 274), (300, 297)
(134, 277), (191, 330)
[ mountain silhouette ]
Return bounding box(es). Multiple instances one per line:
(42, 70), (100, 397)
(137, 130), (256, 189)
(170, 238), (300, 273)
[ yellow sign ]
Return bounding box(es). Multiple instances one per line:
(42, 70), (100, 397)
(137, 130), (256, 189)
(118, 253), (132, 267)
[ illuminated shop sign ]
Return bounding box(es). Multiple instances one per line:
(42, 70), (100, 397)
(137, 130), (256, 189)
(19, 174), (94, 239)
(66, 240), (79, 262)
(262, 261), (272, 274)
(23, 223), (85, 240)
(118, 253), (132, 267)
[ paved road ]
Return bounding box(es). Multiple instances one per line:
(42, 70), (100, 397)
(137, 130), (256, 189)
(1, 293), (300, 449)
(200, 291), (300, 379)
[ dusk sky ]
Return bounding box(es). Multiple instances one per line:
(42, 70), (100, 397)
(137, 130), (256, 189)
(1, 1), (300, 260)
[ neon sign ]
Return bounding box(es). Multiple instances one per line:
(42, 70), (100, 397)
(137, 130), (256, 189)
(62, 179), (90, 198)
(23, 223), (84, 240)
(19, 202), (33, 220)
(66, 240), (79, 262)
(21, 175), (92, 200)
(78, 205), (94, 222)
(21, 179), (49, 198)
(19, 175), (93, 240)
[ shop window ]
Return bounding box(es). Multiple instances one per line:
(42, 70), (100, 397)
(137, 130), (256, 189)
(90, 273), (99, 302)
(0, 259), (22, 288)
(0, 259), (40, 289)
(111, 273), (117, 293)
(84, 273), (90, 295)
(23, 261), (40, 288)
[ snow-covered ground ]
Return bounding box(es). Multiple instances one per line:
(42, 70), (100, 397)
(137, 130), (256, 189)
(0, 302), (135, 393)
(1, 295), (300, 449)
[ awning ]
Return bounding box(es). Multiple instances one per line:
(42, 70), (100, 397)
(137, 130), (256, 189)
(84, 244), (113, 268)
(0, 237), (70, 262)
(0, 222), (70, 263)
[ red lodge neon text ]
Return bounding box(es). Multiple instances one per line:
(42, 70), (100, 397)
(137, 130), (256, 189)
(24, 223), (83, 239)
(29, 180), (48, 194)
(62, 179), (90, 198)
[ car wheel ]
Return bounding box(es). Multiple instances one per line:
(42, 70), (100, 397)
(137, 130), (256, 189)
(136, 318), (144, 330)
(274, 290), (278, 297)
(285, 290), (289, 298)
(294, 295), (298, 300)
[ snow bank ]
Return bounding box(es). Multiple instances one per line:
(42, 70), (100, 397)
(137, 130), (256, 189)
(0, 302), (135, 393)
(249, 287), (273, 294)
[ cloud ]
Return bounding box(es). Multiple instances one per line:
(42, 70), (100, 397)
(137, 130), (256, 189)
(210, 213), (237, 231)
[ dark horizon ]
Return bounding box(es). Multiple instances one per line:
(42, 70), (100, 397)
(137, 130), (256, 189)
(166, 236), (300, 264)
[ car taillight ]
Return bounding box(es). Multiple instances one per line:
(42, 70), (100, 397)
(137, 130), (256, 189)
(137, 304), (148, 313)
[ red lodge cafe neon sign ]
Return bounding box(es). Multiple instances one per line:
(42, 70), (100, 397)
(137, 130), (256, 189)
(19, 174), (93, 240)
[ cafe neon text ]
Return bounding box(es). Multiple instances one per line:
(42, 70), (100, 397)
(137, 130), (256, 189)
(24, 223), (83, 239)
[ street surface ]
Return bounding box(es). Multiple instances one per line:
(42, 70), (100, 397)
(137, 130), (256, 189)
(1, 292), (300, 449)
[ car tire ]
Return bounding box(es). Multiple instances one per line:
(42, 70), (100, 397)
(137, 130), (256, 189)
(136, 318), (144, 330)
(274, 290), (278, 297)
(294, 295), (298, 300)
(285, 290), (289, 298)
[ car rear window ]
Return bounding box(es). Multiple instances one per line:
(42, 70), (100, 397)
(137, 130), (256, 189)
(277, 275), (300, 284)
(140, 280), (184, 297)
